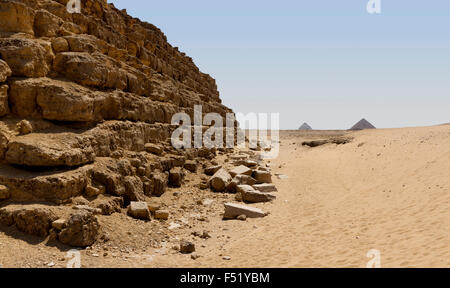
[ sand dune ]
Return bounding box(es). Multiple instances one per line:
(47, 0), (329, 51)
(183, 125), (450, 267)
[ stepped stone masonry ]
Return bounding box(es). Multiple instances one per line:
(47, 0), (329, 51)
(0, 0), (238, 246)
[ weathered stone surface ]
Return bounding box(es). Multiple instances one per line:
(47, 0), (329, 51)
(91, 195), (123, 216)
(0, 38), (52, 77)
(52, 218), (67, 231)
(150, 172), (168, 197)
(123, 176), (145, 203)
(223, 203), (266, 219)
(0, 1), (35, 35)
(51, 37), (69, 53)
(53, 52), (128, 91)
(154, 209), (169, 220)
(0, 85), (9, 117)
(0, 164), (90, 202)
(59, 210), (99, 247)
(16, 120), (32, 135)
(253, 170), (272, 184)
(253, 184), (278, 193)
(204, 165), (222, 176)
(127, 201), (150, 221)
(209, 168), (232, 192)
(230, 165), (253, 177)
(237, 185), (276, 203)
(0, 206), (59, 237)
(0, 185), (10, 200)
(34, 9), (63, 37)
(180, 240), (195, 254)
(5, 133), (95, 167)
(144, 143), (163, 155)
(183, 160), (197, 173)
(169, 167), (184, 187)
(0, 60), (12, 83)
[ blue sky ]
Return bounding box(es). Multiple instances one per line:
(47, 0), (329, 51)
(110, 0), (450, 129)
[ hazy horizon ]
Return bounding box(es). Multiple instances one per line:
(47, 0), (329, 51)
(110, 0), (450, 130)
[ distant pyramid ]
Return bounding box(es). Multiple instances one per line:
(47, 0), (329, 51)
(349, 119), (376, 130)
(299, 123), (313, 130)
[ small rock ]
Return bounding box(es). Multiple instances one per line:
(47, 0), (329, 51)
(223, 203), (266, 219)
(85, 185), (105, 197)
(154, 210), (169, 220)
(127, 201), (151, 221)
(191, 253), (200, 260)
(147, 202), (161, 213)
(253, 184), (278, 193)
(223, 256), (231, 261)
(184, 160), (197, 173)
(144, 143), (163, 155)
(52, 219), (67, 230)
(230, 165), (253, 177)
(209, 168), (232, 192)
(73, 205), (102, 215)
(253, 170), (272, 184)
(0, 185), (10, 200)
(237, 215), (247, 221)
(17, 120), (33, 135)
(58, 210), (99, 247)
(169, 167), (184, 188)
(180, 240), (195, 254)
(204, 165), (222, 176)
(237, 185), (276, 203)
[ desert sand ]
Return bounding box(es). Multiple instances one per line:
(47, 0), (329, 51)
(2, 125), (449, 268)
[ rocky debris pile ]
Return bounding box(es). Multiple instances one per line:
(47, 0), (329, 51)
(0, 0), (239, 248)
(197, 150), (278, 221)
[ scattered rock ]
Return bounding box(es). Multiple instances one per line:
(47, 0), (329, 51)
(237, 215), (247, 221)
(72, 205), (102, 215)
(16, 120), (33, 135)
(59, 210), (99, 247)
(127, 201), (151, 221)
(180, 240), (195, 254)
(223, 203), (266, 219)
(209, 168), (232, 192)
(204, 165), (222, 176)
(253, 184), (278, 193)
(169, 167), (184, 188)
(154, 210), (169, 220)
(183, 160), (197, 173)
(230, 165), (253, 177)
(52, 219), (67, 231)
(237, 185), (276, 203)
(253, 170), (272, 184)
(0, 185), (10, 200)
(144, 143), (163, 155)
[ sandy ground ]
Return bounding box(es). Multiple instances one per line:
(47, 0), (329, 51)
(1, 125), (449, 268)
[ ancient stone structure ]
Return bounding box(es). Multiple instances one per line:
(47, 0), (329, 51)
(0, 0), (233, 246)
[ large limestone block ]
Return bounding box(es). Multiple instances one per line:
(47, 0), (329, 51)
(0, 1), (35, 35)
(53, 52), (128, 90)
(237, 185), (276, 203)
(0, 38), (52, 77)
(5, 133), (95, 167)
(34, 9), (63, 37)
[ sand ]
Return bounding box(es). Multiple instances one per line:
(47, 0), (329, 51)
(1, 125), (449, 268)
(177, 125), (450, 268)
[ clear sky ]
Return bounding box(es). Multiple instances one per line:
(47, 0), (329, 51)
(110, 0), (450, 130)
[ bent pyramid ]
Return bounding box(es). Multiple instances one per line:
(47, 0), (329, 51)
(299, 123), (313, 130)
(350, 119), (376, 130)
